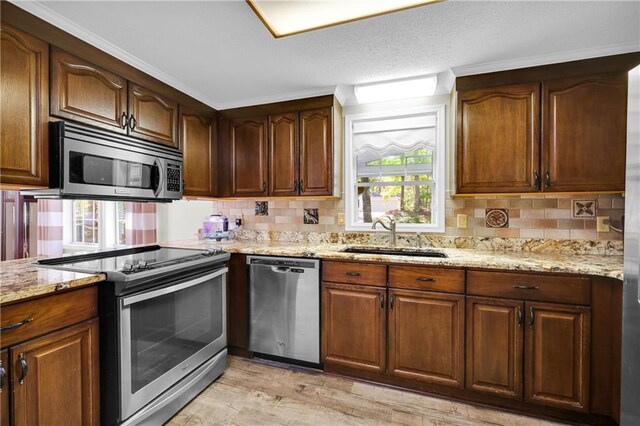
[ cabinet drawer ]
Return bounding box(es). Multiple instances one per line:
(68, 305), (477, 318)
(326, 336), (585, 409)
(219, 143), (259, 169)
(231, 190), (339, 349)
(467, 271), (590, 305)
(322, 261), (386, 286)
(388, 266), (465, 293)
(0, 286), (98, 348)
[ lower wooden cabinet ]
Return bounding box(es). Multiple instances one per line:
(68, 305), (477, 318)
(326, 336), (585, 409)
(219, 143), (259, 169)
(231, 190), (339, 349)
(0, 350), (8, 426)
(11, 319), (100, 425)
(388, 289), (464, 388)
(322, 282), (386, 373)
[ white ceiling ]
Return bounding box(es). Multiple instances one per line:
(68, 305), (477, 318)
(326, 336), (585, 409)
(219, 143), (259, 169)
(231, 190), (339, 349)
(17, 1), (640, 109)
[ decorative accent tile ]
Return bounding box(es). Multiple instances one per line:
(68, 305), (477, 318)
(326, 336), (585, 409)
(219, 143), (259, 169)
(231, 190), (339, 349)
(485, 209), (509, 228)
(572, 199), (596, 218)
(303, 208), (319, 224)
(255, 201), (268, 216)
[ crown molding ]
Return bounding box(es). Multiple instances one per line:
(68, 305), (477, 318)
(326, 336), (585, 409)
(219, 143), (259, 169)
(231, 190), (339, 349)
(10, 0), (219, 109)
(451, 41), (640, 77)
(215, 86), (338, 110)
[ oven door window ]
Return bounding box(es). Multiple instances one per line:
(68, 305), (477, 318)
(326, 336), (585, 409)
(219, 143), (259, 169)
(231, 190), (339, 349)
(119, 268), (226, 419)
(69, 151), (153, 189)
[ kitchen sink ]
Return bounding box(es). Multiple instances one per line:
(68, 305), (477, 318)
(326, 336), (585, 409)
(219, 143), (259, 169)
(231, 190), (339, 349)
(341, 246), (447, 258)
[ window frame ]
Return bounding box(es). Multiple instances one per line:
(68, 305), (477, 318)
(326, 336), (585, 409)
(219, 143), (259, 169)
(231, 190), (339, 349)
(63, 200), (126, 252)
(344, 104), (446, 233)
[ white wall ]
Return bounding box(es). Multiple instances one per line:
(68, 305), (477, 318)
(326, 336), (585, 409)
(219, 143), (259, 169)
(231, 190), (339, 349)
(156, 199), (214, 242)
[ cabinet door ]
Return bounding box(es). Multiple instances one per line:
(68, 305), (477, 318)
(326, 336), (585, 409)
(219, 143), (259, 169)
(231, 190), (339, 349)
(388, 289), (464, 388)
(180, 107), (216, 196)
(1, 349), (8, 426)
(0, 23), (49, 187)
(269, 113), (299, 196)
(128, 83), (179, 147)
(543, 73), (627, 192)
(230, 117), (268, 197)
(50, 47), (127, 134)
(11, 319), (99, 426)
(525, 302), (590, 412)
(457, 83), (540, 194)
(322, 283), (386, 373)
(466, 297), (524, 399)
(299, 108), (332, 196)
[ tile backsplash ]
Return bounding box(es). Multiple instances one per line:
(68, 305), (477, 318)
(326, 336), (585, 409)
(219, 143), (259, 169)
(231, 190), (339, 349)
(210, 193), (624, 241)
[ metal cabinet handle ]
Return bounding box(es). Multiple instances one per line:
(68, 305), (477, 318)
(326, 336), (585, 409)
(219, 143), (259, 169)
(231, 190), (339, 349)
(262, 181), (267, 193)
(534, 170), (540, 190)
(299, 179), (304, 192)
(293, 181), (298, 192)
(128, 115), (137, 131)
(0, 360), (5, 392)
(380, 293), (384, 309)
(529, 306), (535, 328)
(513, 284), (539, 290)
(517, 306), (523, 327)
(120, 112), (128, 129)
(346, 272), (361, 277)
(18, 353), (27, 384)
(416, 277), (435, 282)
(0, 317), (33, 332)
(545, 170), (551, 188)
(390, 293), (395, 310)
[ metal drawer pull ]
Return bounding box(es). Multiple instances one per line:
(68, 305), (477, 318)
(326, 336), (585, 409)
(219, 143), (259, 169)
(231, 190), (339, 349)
(346, 272), (361, 277)
(529, 307), (535, 328)
(18, 353), (27, 384)
(0, 317), (33, 332)
(416, 277), (435, 282)
(513, 284), (538, 290)
(0, 360), (5, 391)
(517, 306), (523, 326)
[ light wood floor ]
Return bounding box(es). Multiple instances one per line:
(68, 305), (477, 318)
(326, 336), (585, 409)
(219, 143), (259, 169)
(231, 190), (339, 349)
(168, 356), (564, 426)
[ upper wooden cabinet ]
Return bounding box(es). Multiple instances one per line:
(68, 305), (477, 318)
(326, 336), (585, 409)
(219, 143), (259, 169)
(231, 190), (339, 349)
(51, 47), (179, 148)
(457, 83), (540, 194)
(50, 48), (128, 134)
(218, 96), (338, 197)
(456, 55), (638, 194)
(0, 23), (49, 188)
(543, 74), (627, 192)
(180, 107), (216, 196)
(230, 117), (269, 197)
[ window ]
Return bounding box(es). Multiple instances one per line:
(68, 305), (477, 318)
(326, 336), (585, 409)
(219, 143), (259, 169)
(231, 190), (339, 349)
(64, 200), (127, 251)
(344, 105), (446, 232)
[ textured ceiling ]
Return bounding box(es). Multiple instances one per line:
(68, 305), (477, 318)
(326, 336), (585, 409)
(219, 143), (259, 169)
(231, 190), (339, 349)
(22, 1), (640, 109)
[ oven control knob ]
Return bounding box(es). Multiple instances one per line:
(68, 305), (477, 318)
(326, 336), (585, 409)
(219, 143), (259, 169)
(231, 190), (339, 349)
(122, 263), (134, 272)
(202, 249), (221, 256)
(136, 261), (148, 270)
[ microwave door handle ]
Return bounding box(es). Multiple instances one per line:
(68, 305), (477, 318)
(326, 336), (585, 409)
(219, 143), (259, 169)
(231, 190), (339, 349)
(152, 159), (164, 198)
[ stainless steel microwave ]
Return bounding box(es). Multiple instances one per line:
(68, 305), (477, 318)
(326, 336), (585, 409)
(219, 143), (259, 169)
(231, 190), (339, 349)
(23, 121), (183, 202)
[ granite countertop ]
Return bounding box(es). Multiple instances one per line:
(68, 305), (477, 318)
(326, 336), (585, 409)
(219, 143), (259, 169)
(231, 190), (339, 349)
(0, 258), (105, 305)
(164, 239), (625, 281)
(0, 239), (624, 306)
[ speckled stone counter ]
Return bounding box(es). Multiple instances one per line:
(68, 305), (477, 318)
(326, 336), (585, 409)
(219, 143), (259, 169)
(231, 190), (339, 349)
(0, 258), (105, 305)
(163, 239), (625, 281)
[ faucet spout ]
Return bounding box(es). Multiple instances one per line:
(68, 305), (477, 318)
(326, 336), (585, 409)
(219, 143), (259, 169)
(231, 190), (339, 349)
(372, 216), (397, 247)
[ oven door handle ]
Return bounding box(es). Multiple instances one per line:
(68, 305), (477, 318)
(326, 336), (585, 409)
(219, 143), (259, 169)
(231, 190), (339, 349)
(122, 267), (228, 307)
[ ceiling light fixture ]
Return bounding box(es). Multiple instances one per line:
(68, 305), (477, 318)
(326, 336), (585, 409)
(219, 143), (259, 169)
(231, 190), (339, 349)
(354, 75), (438, 104)
(247, 0), (444, 38)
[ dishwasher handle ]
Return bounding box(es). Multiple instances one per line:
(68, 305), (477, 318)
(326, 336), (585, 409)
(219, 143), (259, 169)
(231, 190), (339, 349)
(271, 266), (290, 273)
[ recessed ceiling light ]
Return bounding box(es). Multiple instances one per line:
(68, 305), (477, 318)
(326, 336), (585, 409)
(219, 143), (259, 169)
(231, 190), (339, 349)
(247, 0), (444, 38)
(354, 75), (438, 104)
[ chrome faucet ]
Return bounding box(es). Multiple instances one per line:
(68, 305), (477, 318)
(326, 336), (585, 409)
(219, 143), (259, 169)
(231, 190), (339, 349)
(372, 216), (397, 247)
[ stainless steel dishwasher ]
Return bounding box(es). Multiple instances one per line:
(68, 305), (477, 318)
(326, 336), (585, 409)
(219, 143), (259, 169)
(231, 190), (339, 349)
(248, 256), (320, 364)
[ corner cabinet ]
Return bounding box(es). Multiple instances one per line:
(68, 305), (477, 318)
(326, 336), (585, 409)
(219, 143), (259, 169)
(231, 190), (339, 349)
(50, 47), (179, 148)
(0, 22), (49, 188)
(180, 107), (216, 197)
(0, 286), (100, 425)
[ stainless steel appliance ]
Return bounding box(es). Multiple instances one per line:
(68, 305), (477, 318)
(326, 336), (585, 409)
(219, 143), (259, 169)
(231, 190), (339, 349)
(248, 256), (320, 364)
(22, 121), (183, 202)
(621, 65), (640, 425)
(36, 245), (229, 425)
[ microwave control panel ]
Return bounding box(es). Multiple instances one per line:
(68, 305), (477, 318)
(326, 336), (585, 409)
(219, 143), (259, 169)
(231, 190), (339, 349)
(166, 164), (182, 192)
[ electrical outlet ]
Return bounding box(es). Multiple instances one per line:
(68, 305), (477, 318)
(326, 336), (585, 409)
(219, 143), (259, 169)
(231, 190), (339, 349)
(337, 213), (345, 225)
(597, 216), (610, 233)
(457, 214), (468, 229)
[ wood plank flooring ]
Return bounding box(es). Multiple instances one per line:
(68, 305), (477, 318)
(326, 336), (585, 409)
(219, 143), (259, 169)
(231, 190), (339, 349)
(168, 356), (564, 426)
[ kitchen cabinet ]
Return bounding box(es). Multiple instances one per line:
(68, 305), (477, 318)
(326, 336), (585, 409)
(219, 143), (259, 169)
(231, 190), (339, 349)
(227, 253), (250, 354)
(456, 57), (634, 195)
(299, 108), (332, 196)
(51, 47), (179, 148)
(180, 107), (216, 196)
(229, 117), (269, 197)
(1, 350), (8, 426)
(322, 282), (386, 374)
(0, 286), (100, 425)
(0, 23), (49, 188)
(543, 73), (627, 192)
(388, 289), (465, 388)
(269, 113), (299, 196)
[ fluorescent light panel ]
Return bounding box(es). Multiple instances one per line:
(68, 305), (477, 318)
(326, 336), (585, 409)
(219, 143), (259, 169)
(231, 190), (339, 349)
(354, 75), (438, 104)
(247, 0), (443, 38)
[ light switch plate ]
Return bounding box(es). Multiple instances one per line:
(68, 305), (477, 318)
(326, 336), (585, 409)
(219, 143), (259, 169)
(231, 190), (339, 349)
(337, 213), (345, 225)
(597, 216), (610, 232)
(457, 214), (468, 229)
